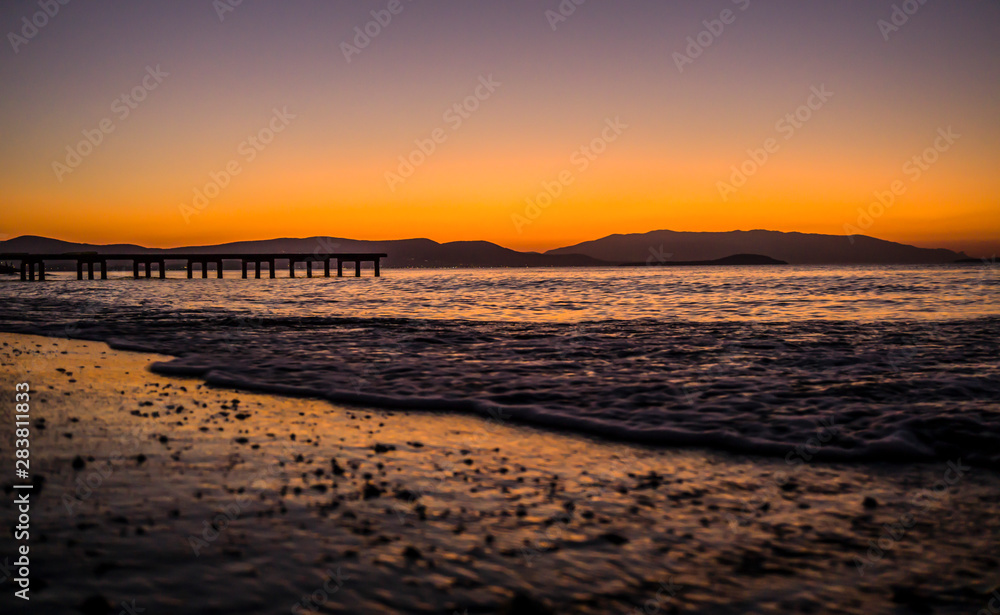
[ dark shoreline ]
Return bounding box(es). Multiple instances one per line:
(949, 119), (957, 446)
(2, 333), (1000, 615)
(3, 318), (1000, 471)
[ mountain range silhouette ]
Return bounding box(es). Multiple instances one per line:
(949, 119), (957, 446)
(0, 229), (969, 268)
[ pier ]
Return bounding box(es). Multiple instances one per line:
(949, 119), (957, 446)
(0, 252), (387, 281)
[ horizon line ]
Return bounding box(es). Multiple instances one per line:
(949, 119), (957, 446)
(0, 228), (983, 257)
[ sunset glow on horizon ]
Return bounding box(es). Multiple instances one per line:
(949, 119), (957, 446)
(1, 0), (998, 256)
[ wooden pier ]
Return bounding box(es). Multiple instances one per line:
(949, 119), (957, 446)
(0, 252), (387, 281)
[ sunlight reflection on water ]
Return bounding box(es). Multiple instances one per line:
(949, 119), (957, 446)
(4, 264), (996, 323)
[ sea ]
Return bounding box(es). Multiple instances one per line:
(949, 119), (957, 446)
(2, 263), (998, 466)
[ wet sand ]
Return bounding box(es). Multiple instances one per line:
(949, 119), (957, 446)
(1, 333), (998, 614)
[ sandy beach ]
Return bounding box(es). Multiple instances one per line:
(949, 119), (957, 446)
(0, 332), (997, 614)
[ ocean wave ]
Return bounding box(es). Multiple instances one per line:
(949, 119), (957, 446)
(2, 294), (998, 467)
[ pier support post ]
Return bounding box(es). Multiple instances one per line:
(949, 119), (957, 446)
(1, 253), (390, 283)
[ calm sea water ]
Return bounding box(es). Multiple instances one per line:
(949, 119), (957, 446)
(3, 264), (997, 323)
(2, 264), (999, 465)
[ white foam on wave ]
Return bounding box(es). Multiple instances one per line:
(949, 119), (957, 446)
(2, 281), (998, 467)
(147, 335), (997, 468)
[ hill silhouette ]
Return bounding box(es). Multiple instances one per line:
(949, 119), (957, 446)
(0, 236), (605, 268)
(547, 230), (966, 265)
(0, 230), (968, 268)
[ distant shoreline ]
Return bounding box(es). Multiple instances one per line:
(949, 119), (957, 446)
(1, 229), (979, 268)
(3, 260), (995, 274)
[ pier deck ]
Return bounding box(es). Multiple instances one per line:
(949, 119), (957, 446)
(0, 252), (387, 281)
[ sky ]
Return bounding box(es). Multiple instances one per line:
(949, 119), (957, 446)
(0, 0), (998, 255)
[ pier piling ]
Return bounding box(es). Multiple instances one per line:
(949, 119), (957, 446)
(2, 252), (386, 282)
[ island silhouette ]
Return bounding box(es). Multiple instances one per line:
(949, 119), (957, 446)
(0, 229), (970, 270)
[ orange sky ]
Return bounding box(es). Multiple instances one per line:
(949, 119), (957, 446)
(1, 1), (997, 256)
